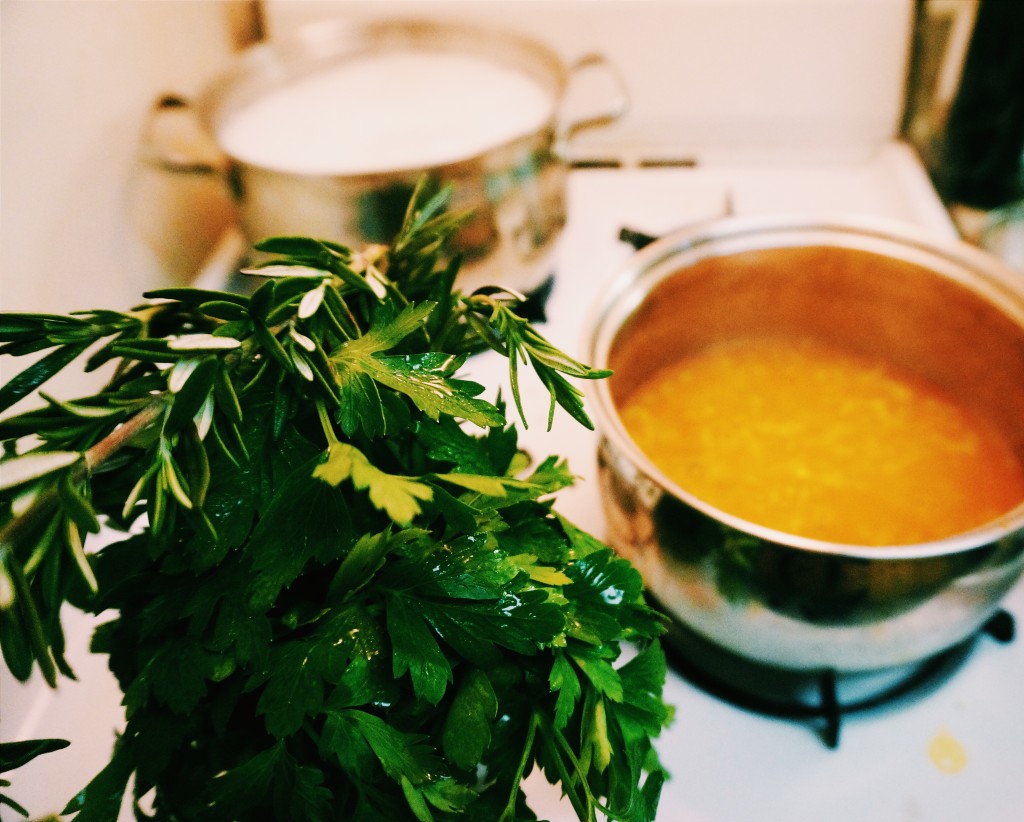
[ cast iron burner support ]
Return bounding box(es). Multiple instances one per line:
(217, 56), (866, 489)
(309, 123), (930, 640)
(619, 226), (660, 250)
(617, 191), (734, 253)
(815, 610), (1015, 747)
(660, 609), (1015, 749)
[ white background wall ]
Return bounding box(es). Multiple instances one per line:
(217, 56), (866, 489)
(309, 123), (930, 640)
(1, 0), (241, 316)
(263, 0), (915, 163)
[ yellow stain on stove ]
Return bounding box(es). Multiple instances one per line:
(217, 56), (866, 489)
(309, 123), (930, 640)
(928, 728), (968, 774)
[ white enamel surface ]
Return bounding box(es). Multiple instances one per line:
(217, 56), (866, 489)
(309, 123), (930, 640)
(262, 0), (916, 164)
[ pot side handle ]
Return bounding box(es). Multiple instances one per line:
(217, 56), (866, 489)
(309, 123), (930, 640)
(139, 95), (228, 175)
(557, 53), (630, 147)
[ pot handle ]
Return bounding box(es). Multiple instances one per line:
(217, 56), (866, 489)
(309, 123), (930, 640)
(139, 95), (228, 175)
(557, 53), (630, 145)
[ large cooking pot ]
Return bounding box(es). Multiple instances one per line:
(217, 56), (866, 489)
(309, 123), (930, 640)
(585, 215), (1024, 672)
(148, 18), (626, 292)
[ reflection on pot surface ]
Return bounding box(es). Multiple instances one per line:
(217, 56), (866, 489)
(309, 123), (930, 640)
(586, 216), (1024, 672)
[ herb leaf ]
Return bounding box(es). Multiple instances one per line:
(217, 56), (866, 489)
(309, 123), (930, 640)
(313, 442), (432, 525)
(0, 181), (669, 822)
(386, 592), (452, 705)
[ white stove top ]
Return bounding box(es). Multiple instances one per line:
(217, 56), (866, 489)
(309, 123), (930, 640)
(502, 143), (1024, 822)
(4, 143), (1022, 822)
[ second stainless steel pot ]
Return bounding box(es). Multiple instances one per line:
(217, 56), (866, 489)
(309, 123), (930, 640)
(152, 18), (626, 292)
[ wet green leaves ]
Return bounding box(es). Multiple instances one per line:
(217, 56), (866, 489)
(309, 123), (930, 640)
(0, 181), (670, 822)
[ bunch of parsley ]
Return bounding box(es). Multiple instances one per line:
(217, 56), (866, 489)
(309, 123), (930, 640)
(0, 183), (670, 821)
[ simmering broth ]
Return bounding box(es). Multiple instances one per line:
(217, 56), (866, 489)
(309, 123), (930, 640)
(618, 336), (1024, 545)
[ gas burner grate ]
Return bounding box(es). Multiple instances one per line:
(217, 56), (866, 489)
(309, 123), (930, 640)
(658, 608), (1014, 749)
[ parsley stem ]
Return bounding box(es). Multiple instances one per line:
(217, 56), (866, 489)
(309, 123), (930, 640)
(315, 398), (339, 446)
(498, 711), (539, 822)
(430, 304), (467, 354)
(543, 719), (595, 821)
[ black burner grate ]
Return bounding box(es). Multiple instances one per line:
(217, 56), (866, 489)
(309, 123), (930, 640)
(659, 608), (1015, 749)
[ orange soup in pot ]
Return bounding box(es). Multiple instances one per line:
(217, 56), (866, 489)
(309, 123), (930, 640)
(617, 336), (1024, 546)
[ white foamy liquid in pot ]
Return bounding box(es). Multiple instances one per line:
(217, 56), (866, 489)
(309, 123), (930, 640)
(216, 51), (555, 175)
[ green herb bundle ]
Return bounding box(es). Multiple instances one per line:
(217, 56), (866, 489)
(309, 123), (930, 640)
(0, 184), (670, 821)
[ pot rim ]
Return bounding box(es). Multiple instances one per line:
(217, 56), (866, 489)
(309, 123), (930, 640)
(584, 212), (1024, 561)
(194, 17), (572, 179)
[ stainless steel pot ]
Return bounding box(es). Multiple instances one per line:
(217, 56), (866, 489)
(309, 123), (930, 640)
(148, 18), (626, 292)
(584, 215), (1024, 672)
